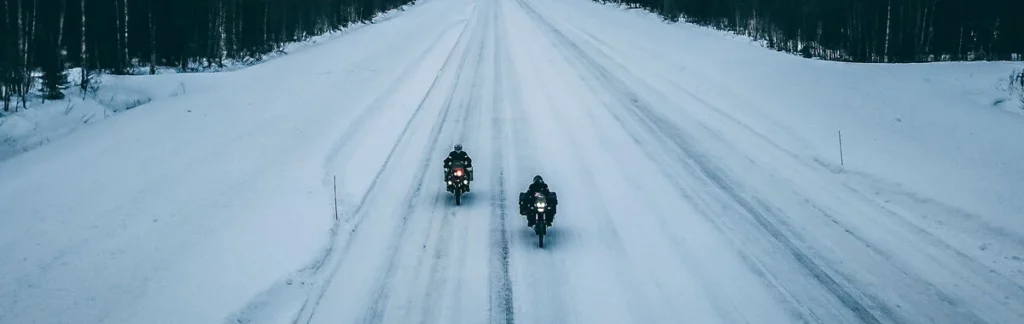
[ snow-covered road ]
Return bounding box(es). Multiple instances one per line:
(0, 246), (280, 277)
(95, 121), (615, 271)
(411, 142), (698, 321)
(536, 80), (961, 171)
(3, 0), (1023, 323)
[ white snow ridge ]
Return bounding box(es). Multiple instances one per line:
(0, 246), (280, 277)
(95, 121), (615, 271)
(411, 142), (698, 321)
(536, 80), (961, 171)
(2, 0), (1023, 323)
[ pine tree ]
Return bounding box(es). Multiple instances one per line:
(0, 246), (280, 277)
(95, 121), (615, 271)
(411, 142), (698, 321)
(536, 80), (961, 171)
(588, 0), (1022, 63)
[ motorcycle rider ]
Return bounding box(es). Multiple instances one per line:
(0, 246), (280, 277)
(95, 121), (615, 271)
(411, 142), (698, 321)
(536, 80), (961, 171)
(521, 175), (556, 227)
(443, 144), (473, 189)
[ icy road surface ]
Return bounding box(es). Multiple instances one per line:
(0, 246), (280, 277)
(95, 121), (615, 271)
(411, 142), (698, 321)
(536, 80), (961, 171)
(2, 0), (1023, 323)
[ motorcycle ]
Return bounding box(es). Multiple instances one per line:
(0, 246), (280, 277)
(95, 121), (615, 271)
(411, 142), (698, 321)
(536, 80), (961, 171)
(520, 191), (557, 248)
(446, 161), (471, 205)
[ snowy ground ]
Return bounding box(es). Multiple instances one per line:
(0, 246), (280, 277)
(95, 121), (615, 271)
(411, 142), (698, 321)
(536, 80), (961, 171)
(0, 69), (199, 161)
(0, 4), (413, 163)
(2, 0), (1023, 323)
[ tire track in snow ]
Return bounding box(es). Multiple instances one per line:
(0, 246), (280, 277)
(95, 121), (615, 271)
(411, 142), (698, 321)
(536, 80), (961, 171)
(523, 2), (1019, 322)
(320, 17), (471, 188)
(568, 25), (813, 165)
(512, 6), (813, 318)
(504, 7), (693, 319)
(356, 4), (483, 321)
(290, 8), (477, 322)
(436, 3), (498, 319)
(516, 40), (732, 322)
(570, 90), (811, 322)
(566, 26), (1022, 284)
(533, 100), (678, 323)
(511, 0), (896, 322)
(409, 5), (491, 322)
(314, 1), (491, 321)
(506, 7), (679, 322)
(487, 0), (514, 321)
(504, 100), (573, 324)
(299, 68), (449, 324)
(602, 55), (996, 323)
(495, 3), (574, 320)
(370, 3), (496, 320)
(224, 17), (469, 324)
(610, 93), (899, 324)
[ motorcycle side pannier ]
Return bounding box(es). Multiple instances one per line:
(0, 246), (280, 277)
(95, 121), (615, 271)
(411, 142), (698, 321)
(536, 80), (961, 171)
(518, 192), (528, 215)
(547, 191), (557, 213)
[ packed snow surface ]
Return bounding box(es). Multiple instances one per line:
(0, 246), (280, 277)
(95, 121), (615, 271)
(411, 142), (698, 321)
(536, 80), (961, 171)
(2, 0), (1023, 323)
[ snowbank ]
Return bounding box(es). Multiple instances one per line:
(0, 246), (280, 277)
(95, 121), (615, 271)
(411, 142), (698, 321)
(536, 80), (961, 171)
(0, 2), (419, 163)
(0, 69), (209, 161)
(574, 0), (1024, 231)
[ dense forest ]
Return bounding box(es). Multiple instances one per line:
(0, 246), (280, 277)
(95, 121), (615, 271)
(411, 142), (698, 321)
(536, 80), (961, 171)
(3, 0), (1024, 113)
(0, 0), (415, 112)
(601, 0), (1023, 63)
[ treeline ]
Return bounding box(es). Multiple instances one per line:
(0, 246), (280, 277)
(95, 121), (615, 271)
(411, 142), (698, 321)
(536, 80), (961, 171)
(1, 0), (414, 112)
(601, 0), (1023, 63)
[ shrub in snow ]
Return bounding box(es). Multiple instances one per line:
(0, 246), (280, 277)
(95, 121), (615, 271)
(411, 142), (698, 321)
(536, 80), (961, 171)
(41, 66), (70, 100)
(1012, 69), (1024, 109)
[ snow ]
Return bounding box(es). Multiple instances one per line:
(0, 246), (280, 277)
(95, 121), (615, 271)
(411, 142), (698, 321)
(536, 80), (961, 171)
(582, 0), (1024, 226)
(3, 0), (1024, 323)
(0, 69), (201, 161)
(0, 3), (416, 164)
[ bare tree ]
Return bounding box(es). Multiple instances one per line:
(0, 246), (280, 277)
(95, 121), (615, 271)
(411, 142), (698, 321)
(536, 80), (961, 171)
(149, 0), (156, 75)
(219, 0), (227, 66)
(57, 0), (66, 48)
(3, 0), (424, 106)
(1012, 69), (1024, 109)
(113, 0), (121, 73)
(15, 0), (23, 111)
(123, 0), (128, 71)
(3, 0), (11, 112)
(884, 0), (892, 62)
(79, 0), (88, 94)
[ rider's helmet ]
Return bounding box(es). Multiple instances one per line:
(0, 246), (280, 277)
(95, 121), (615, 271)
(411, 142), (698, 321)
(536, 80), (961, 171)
(454, 144), (463, 152)
(533, 175), (543, 183)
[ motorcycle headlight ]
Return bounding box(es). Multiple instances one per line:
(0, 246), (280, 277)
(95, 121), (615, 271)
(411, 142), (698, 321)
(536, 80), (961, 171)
(538, 208), (545, 212)
(463, 180), (468, 184)
(447, 181), (452, 185)
(536, 202), (546, 207)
